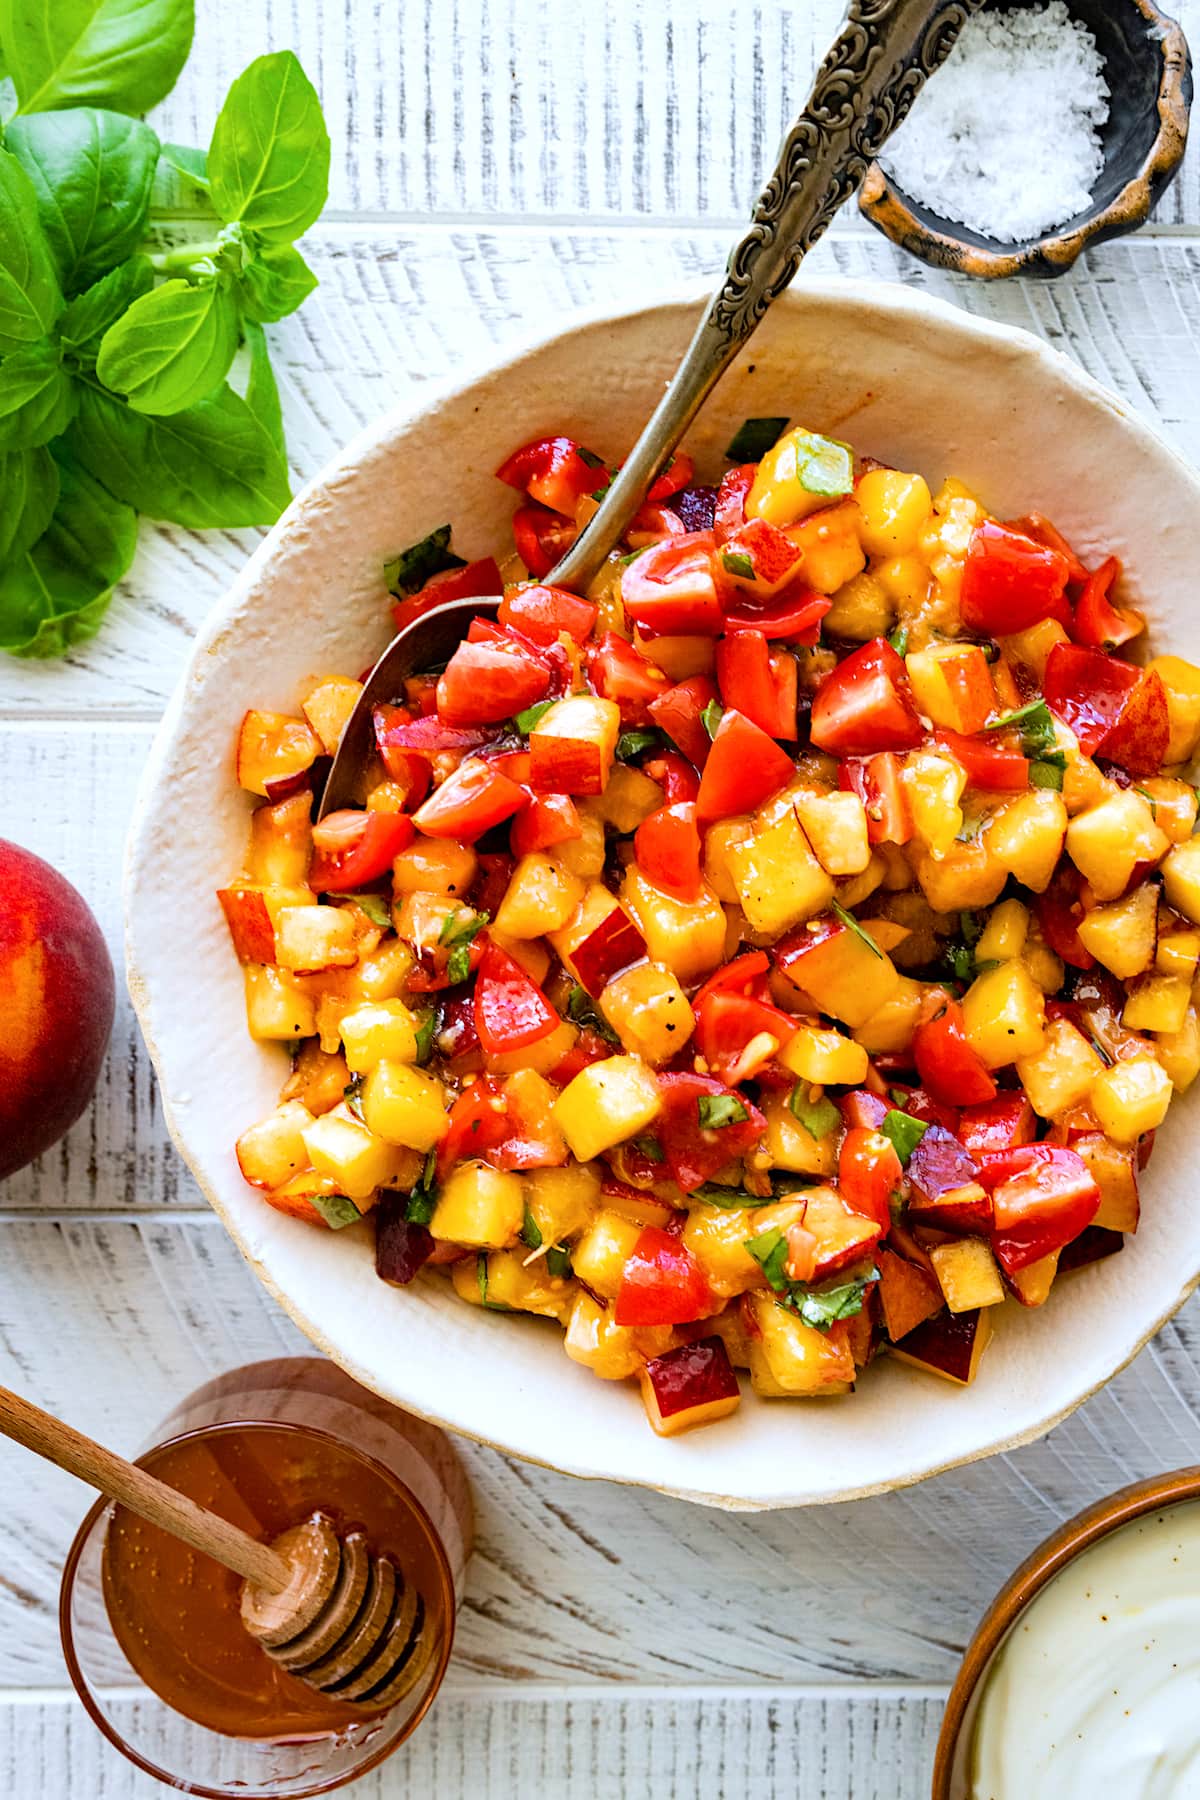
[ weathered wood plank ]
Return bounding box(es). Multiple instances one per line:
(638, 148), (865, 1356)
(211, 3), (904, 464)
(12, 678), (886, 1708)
(157, 0), (1199, 226)
(0, 1688), (945, 1799)
(0, 1215), (1197, 1691)
(3, 228), (1200, 717)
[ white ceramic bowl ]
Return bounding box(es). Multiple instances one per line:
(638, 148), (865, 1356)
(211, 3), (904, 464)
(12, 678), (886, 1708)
(126, 280), (1200, 1510)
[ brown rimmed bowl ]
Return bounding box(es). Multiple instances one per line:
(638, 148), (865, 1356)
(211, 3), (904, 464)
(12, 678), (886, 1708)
(859, 0), (1192, 278)
(934, 1464), (1200, 1797)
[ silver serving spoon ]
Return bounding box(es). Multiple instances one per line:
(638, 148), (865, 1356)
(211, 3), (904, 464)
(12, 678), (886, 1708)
(320, 0), (982, 818)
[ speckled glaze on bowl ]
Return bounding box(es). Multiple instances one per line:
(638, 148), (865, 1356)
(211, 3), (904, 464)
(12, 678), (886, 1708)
(933, 1466), (1200, 1797)
(859, 0), (1192, 278)
(126, 280), (1200, 1510)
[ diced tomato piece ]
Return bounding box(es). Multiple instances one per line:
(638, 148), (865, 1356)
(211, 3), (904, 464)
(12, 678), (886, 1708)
(722, 580), (830, 644)
(810, 638), (923, 756)
(571, 906), (648, 997)
(883, 1084), (960, 1135)
(390, 558), (504, 631)
(839, 751), (912, 844)
(694, 990), (798, 1085)
(621, 532), (726, 635)
(648, 674), (719, 768)
(406, 935), (487, 995)
(716, 631), (798, 740)
(498, 583), (597, 645)
(644, 451), (694, 503)
(217, 888), (276, 963)
(978, 1144), (1100, 1273)
(413, 759), (526, 841)
(474, 941), (559, 1056)
(714, 463), (756, 542)
(436, 638), (550, 727)
(471, 852), (517, 921)
(437, 1077), (511, 1180)
(1006, 512), (1087, 585)
(957, 1094), (1037, 1156)
(1093, 669), (1169, 778)
(933, 728), (1028, 793)
(496, 435), (607, 515)
(512, 502), (575, 578)
(614, 1225), (712, 1327)
(308, 810), (414, 892)
(912, 994), (997, 1106)
(635, 802), (703, 903)
(371, 705), (433, 808)
(625, 503), (686, 549)
(838, 1127), (902, 1232)
(696, 708), (796, 821)
(1036, 864), (1095, 970)
(587, 632), (670, 723)
(655, 1072), (766, 1194)
(643, 750), (701, 804)
(1042, 641), (1141, 756)
(1072, 556), (1143, 651)
(693, 951), (772, 1010)
(550, 1027), (612, 1086)
(491, 1081), (570, 1171)
(959, 520), (1071, 634)
(510, 791), (582, 856)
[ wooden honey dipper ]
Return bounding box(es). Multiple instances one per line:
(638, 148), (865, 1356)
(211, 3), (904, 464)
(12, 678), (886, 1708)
(0, 1385), (434, 1710)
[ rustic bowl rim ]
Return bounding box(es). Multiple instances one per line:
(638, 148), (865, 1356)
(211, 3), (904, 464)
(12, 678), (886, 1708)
(932, 1464), (1200, 1796)
(858, 0), (1192, 278)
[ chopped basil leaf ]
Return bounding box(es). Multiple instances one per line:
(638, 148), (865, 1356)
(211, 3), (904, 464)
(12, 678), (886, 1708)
(515, 698), (555, 735)
(744, 1225), (790, 1291)
(794, 1266), (879, 1331)
(414, 1011), (436, 1065)
(1029, 753), (1066, 792)
(310, 1193), (362, 1229)
(345, 892), (391, 929)
(633, 1134), (664, 1163)
(794, 431), (854, 499)
(697, 1093), (750, 1130)
(546, 1244), (573, 1279)
(617, 727), (662, 761)
(619, 547), (650, 566)
(476, 1252), (489, 1304)
(520, 1206), (543, 1251)
(405, 1188), (436, 1226)
(726, 416), (789, 461)
(721, 549), (756, 581)
(787, 1085), (841, 1140)
(880, 1108), (928, 1165)
(567, 984), (620, 1044)
(701, 698), (725, 740)
(960, 910), (982, 947)
(888, 626), (909, 656)
(693, 1184), (778, 1208)
(985, 697), (1057, 758)
(383, 524), (465, 597)
(342, 1076), (366, 1121)
(439, 908), (488, 949)
(831, 900), (882, 958)
(944, 942), (976, 984)
(446, 944), (473, 985)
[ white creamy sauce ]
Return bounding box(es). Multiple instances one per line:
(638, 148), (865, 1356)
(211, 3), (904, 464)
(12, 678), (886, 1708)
(971, 1501), (1200, 1800)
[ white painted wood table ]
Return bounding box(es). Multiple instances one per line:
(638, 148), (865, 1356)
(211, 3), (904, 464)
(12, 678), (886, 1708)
(3, 3), (1200, 1793)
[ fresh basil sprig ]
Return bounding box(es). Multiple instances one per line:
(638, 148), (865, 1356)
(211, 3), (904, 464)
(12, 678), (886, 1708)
(0, 2), (329, 657)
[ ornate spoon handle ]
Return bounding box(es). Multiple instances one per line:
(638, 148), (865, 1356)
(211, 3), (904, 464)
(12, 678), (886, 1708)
(549, 0), (983, 592)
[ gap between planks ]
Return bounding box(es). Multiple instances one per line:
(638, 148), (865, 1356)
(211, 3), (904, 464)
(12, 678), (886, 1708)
(0, 1681), (952, 1704)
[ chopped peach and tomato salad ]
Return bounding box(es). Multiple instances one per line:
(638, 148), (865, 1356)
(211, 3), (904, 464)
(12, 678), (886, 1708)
(221, 418), (1200, 1438)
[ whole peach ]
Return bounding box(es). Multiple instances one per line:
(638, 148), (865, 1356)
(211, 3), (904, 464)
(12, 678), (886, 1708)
(0, 840), (114, 1180)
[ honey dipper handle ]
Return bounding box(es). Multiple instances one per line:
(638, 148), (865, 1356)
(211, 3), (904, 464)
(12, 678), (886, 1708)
(0, 1385), (291, 1593)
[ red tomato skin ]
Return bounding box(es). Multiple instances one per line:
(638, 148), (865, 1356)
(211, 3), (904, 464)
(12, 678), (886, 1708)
(1042, 642), (1141, 755)
(614, 1227), (712, 1327)
(694, 990), (797, 1085)
(959, 520), (1071, 634)
(510, 791), (582, 856)
(648, 674), (719, 769)
(643, 751), (701, 805)
(693, 951), (771, 1011)
(978, 1145), (1101, 1272)
(839, 751), (913, 844)
(655, 1072), (766, 1193)
(390, 558), (503, 631)
(722, 580), (830, 644)
(499, 584), (598, 645)
(647, 451), (694, 503)
(810, 639), (923, 756)
(620, 533), (726, 636)
(512, 502), (575, 578)
(635, 803), (703, 903)
(696, 709), (796, 821)
(957, 1094), (1037, 1157)
(436, 639), (550, 726)
(474, 941), (559, 1055)
(1006, 512), (1087, 585)
(713, 464), (756, 543)
(413, 760), (526, 841)
(437, 1077), (510, 1180)
(1072, 556), (1142, 651)
(1035, 864), (1095, 970)
(496, 435), (606, 515)
(586, 633), (670, 723)
(912, 996), (997, 1107)
(933, 729), (1029, 793)
(716, 631), (798, 739)
(838, 1127), (902, 1232)
(308, 811), (414, 892)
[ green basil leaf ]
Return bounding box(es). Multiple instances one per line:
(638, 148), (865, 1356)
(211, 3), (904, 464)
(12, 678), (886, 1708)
(520, 1206), (543, 1251)
(701, 698), (724, 740)
(879, 1108), (927, 1165)
(793, 431), (854, 499)
(721, 549), (755, 580)
(725, 416), (788, 462)
(1029, 754), (1066, 792)
(697, 1092), (749, 1131)
(0, 446), (59, 563)
(0, 151), (63, 350)
(787, 1085), (841, 1140)
(438, 907), (487, 950)
(342, 1076), (365, 1122)
(67, 378), (291, 527)
(208, 50), (330, 245)
(58, 255), (153, 363)
(476, 1251), (489, 1304)
(4, 110), (159, 295)
(566, 983), (620, 1044)
(310, 1192), (361, 1230)
(413, 1011), (436, 1065)
(693, 1183), (776, 1209)
(632, 1134), (664, 1163)
(793, 1265), (878, 1332)
(830, 900), (883, 958)
(744, 1225), (790, 1292)
(445, 943), (473, 985)
(159, 142), (209, 191)
(545, 1244), (573, 1279)
(0, 339), (76, 448)
(616, 727), (662, 761)
(888, 625), (908, 655)
(0, 450), (136, 657)
(515, 698), (554, 735)
(242, 319), (285, 460)
(237, 243), (318, 323)
(984, 696), (1057, 758)
(1, 0), (194, 115)
(96, 276), (240, 415)
(345, 891), (391, 930)
(405, 1183), (436, 1226)
(383, 524), (464, 598)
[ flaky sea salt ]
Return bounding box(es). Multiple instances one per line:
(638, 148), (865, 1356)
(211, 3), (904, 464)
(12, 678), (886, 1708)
(878, 1), (1110, 242)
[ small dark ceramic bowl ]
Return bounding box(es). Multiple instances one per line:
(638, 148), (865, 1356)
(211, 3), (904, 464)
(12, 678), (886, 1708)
(859, 0), (1192, 278)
